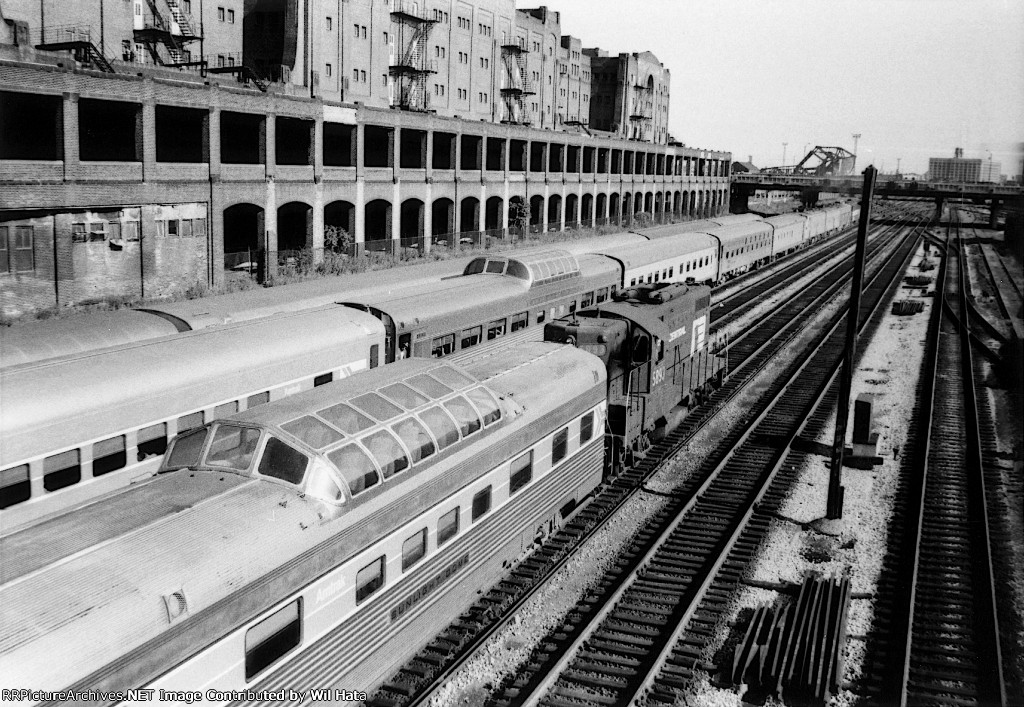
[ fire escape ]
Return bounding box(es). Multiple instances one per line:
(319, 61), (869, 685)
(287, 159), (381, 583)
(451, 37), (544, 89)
(33, 26), (116, 73)
(629, 81), (653, 141)
(134, 0), (202, 68)
(389, 1), (437, 112)
(499, 42), (533, 124)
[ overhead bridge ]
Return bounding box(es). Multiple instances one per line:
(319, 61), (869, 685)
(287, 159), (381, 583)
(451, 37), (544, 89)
(730, 173), (1024, 226)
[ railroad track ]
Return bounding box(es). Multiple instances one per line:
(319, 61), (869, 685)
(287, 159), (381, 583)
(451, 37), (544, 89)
(863, 215), (1011, 706)
(366, 211), (930, 707)
(487, 215), (921, 707)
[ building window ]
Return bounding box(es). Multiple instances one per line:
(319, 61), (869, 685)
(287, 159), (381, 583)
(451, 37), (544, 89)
(360, 70), (366, 82)
(354, 23), (359, 37)
(353, 69), (359, 82)
(217, 6), (224, 21)
(227, 9), (234, 22)
(326, 16), (332, 30)
(218, 55), (226, 67)
(325, 63), (332, 77)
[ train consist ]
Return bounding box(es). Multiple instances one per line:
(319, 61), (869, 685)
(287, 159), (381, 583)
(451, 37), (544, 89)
(1, 268), (729, 703)
(0, 204), (857, 532)
(0, 201), (865, 701)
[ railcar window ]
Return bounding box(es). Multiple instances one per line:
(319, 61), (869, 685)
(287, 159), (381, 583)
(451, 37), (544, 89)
(535, 310), (545, 325)
(214, 401), (239, 420)
(0, 465), (31, 509)
(258, 437), (309, 485)
(327, 444), (380, 496)
(177, 411), (204, 435)
(92, 435), (127, 477)
(318, 402), (374, 435)
(465, 387), (501, 426)
(164, 428), (209, 470)
(362, 429), (410, 479)
(509, 451), (533, 494)
(419, 406), (460, 450)
(137, 423), (167, 460)
(403, 529), (427, 570)
(487, 319), (506, 340)
(506, 261), (530, 280)
(465, 258), (486, 275)
(206, 425), (261, 471)
(370, 344), (379, 369)
(580, 412), (595, 443)
(552, 428), (569, 465)
(461, 325), (482, 348)
(511, 311), (528, 332)
(485, 259), (505, 274)
(429, 365), (475, 389)
(351, 392), (403, 422)
(43, 449), (80, 492)
(244, 599), (301, 680)
(282, 416), (344, 449)
(314, 372), (333, 387)
(581, 293), (593, 308)
(392, 417), (436, 463)
(569, 300), (577, 314)
(247, 391), (270, 409)
(596, 288), (609, 303)
(438, 507), (460, 545)
(444, 396), (482, 437)
(431, 333), (455, 358)
(471, 486), (492, 520)
(356, 557), (385, 603)
(380, 383), (430, 410)
(405, 373), (453, 398)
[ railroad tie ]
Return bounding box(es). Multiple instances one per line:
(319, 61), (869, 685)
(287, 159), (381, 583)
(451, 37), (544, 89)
(727, 571), (852, 705)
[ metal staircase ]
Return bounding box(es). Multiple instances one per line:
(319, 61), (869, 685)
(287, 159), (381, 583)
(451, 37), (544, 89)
(500, 42), (533, 124)
(389, 0), (437, 112)
(33, 26), (116, 73)
(135, 0), (202, 67)
(629, 81), (653, 141)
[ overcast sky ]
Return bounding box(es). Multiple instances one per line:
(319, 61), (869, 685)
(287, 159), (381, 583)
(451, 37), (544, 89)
(553, 0), (1024, 176)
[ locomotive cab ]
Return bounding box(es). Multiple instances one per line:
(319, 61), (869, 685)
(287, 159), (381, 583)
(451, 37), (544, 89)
(545, 282), (727, 474)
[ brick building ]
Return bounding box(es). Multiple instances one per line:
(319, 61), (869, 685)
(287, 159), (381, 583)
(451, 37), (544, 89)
(928, 148), (1001, 184)
(0, 0), (731, 317)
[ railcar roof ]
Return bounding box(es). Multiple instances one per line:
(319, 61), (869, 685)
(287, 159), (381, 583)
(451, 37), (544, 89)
(629, 214), (761, 239)
(0, 306), (382, 465)
(144, 257), (468, 329)
(700, 221), (774, 246)
(597, 232), (717, 270)
(0, 310), (181, 369)
(765, 213), (808, 227)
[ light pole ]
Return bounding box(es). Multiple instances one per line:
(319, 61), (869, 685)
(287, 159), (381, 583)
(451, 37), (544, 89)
(852, 133), (861, 172)
(782, 142), (788, 171)
(896, 157), (901, 177)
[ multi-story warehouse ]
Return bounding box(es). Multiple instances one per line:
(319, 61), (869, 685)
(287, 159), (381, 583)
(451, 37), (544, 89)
(0, 0), (731, 317)
(928, 148), (1001, 184)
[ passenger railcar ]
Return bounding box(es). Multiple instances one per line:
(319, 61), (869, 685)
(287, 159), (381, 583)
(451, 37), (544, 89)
(766, 213), (809, 257)
(0, 344), (607, 704)
(0, 307), (385, 532)
(705, 221), (776, 282)
(545, 281), (727, 470)
(601, 234), (719, 288)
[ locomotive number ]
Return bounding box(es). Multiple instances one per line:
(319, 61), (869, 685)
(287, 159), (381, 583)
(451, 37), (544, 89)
(652, 367), (665, 386)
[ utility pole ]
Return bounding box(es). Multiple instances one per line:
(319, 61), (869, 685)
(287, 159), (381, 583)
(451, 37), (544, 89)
(896, 157), (902, 176)
(851, 133), (862, 172)
(827, 165), (876, 519)
(782, 142), (788, 170)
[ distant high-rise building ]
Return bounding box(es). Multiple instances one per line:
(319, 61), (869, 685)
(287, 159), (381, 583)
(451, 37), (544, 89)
(928, 148), (1001, 183)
